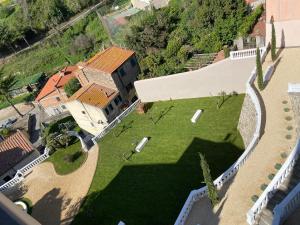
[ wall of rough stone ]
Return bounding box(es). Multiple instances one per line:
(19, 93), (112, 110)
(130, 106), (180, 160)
(289, 93), (300, 137)
(238, 94), (257, 148)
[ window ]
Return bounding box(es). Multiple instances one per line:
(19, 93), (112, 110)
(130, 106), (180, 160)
(119, 68), (126, 77)
(105, 108), (109, 115)
(82, 111), (86, 114)
(126, 83), (133, 92)
(56, 97), (61, 101)
(61, 105), (66, 110)
(130, 58), (136, 67)
(109, 104), (113, 111)
(118, 95), (122, 102)
(114, 96), (121, 105)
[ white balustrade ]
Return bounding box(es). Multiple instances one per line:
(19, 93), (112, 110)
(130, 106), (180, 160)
(273, 182), (300, 225)
(0, 148), (50, 192)
(230, 47), (266, 60)
(288, 83), (300, 93)
(247, 140), (300, 225)
(174, 48), (266, 225)
(92, 100), (141, 143)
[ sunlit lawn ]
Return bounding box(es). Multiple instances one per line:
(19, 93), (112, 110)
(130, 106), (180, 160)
(72, 95), (245, 225)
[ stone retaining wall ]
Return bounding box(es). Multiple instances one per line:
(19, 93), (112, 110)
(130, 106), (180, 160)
(238, 94), (257, 147)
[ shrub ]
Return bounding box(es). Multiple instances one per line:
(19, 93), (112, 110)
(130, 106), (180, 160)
(256, 47), (264, 90)
(284, 108), (290, 112)
(281, 152), (288, 158)
(260, 184), (268, 191)
(285, 134), (292, 140)
(223, 45), (230, 58)
(64, 78), (81, 97)
(275, 163), (282, 170)
(287, 126), (293, 131)
(268, 173), (275, 180)
(271, 16), (277, 61)
(285, 116), (292, 121)
(251, 195), (259, 202)
(282, 100), (288, 104)
(238, 5), (264, 36)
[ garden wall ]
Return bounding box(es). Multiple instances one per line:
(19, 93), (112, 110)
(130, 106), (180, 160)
(238, 94), (257, 147)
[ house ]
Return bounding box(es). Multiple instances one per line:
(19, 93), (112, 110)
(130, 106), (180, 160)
(35, 66), (79, 116)
(76, 46), (140, 104)
(0, 130), (40, 185)
(266, 0), (300, 47)
(66, 83), (123, 135)
(131, 0), (170, 10)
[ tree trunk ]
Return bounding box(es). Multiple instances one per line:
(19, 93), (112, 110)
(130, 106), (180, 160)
(4, 95), (24, 117)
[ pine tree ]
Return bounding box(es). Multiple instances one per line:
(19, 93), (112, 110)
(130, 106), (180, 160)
(256, 47), (264, 90)
(271, 16), (276, 61)
(199, 153), (219, 206)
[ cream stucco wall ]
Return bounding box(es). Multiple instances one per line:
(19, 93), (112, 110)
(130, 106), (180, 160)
(266, 0), (300, 47)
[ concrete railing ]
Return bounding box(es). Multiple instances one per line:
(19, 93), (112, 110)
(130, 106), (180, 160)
(0, 148), (50, 192)
(273, 181), (300, 225)
(230, 47), (266, 60)
(92, 100), (141, 143)
(247, 140), (300, 224)
(174, 57), (265, 225)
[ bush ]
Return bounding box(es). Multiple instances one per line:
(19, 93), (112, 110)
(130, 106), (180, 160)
(268, 173), (275, 180)
(238, 5), (264, 36)
(69, 34), (93, 55)
(275, 163), (282, 170)
(260, 183), (268, 191)
(64, 78), (81, 97)
(256, 47), (264, 90)
(251, 195), (259, 202)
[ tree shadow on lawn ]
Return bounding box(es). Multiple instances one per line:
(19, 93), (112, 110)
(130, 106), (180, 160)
(72, 138), (243, 225)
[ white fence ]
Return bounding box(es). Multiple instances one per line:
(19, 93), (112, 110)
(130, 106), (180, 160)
(230, 47), (266, 60)
(288, 83), (300, 93)
(273, 181), (300, 225)
(174, 59), (264, 225)
(92, 100), (140, 143)
(0, 148), (50, 192)
(247, 140), (300, 224)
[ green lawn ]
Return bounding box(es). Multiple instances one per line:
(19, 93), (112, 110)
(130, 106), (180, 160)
(47, 141), (87, 175)
(0, 93), (34, 110)
(72, 95), (245, 225)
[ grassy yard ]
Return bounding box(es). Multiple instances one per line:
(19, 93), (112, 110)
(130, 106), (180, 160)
(0, 93), (34, 110)
(47, 141), (87, 175)
(72, 95), (245, 225)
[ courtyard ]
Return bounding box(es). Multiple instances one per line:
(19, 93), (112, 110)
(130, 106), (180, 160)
(72, 95), (245, 225)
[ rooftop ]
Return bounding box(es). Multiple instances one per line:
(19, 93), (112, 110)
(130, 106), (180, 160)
(35, 66), (78, 101)
(85, 46), (135, 74)
(68, 83), (118, 108)
(0, 130), (35, 175)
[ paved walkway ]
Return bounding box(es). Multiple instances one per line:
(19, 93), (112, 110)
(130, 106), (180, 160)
(22, 145), (99, 225)
(185, 48), (300, 225)
(135, 57), (255, 102)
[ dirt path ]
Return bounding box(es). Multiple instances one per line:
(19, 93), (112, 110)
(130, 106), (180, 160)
(23, 144), (99, 225)
(0, 103), (34, 122)
(185, 48), (300, 225)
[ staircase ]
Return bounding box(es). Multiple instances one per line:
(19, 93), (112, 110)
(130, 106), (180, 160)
(257, 158), (300, 225)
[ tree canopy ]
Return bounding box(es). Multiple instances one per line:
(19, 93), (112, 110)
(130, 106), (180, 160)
(124, 0), (259, 77)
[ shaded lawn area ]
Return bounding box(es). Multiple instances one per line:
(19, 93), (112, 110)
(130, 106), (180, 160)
(47, 141), (87, 175)
(72, 95), (245, 225)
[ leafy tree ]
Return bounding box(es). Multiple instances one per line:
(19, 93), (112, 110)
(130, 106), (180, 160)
(271, 16), (276, 61)
(64, 78), (81, 97)
(0, 70), (23, 117)
(199, 153), (219, 206)
(256, 47), (264, 90)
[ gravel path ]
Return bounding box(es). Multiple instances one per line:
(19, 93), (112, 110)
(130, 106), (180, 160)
(185, 48), (300, 225)
(23, 144), (99, 225)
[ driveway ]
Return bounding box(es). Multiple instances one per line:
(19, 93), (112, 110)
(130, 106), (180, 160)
(135, 57), (256, 102)
(22, 145), (99, 225)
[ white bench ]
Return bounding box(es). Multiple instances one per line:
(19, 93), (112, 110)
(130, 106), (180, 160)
(135, 137), (149, 152)
(191, 110), (203, 123)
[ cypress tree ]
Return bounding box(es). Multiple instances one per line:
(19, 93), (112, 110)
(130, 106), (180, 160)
(199, 153), (219, 206)
(256, 47), (264, 90)
(271, 16), (276, 61)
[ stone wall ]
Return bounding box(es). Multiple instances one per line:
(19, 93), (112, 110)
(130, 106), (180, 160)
(289, 93), (300, 137)
(238, 94), (257, 148)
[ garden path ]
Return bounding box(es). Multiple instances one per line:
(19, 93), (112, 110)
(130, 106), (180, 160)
(22, 144), (99, 225)
(185, 48), (300, 225)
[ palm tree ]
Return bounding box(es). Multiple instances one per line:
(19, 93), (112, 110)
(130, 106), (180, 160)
(0, 70), (23, 117)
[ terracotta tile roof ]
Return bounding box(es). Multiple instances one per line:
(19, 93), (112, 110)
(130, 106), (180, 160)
(68, 83), (119, 108)
(35, 66), (78, 101)
(0, 130), (35, 175)
(85, 46), (135, 74)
